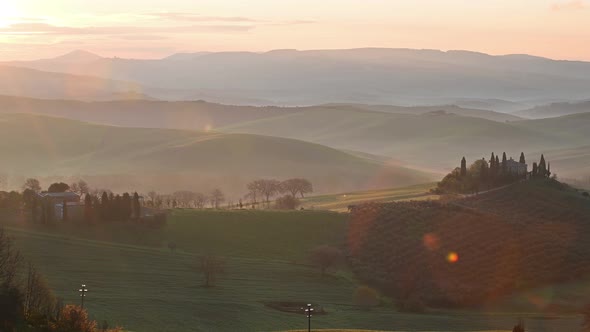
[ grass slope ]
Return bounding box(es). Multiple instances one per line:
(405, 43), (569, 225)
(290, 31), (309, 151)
(0, 113), (433, 194)
(302, 183), (438, 212)
(348, 179), (590, 310)
(3, 209), (581, 332)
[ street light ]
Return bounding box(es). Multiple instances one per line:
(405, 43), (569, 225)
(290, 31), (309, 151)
(78, 284), (88, 309)
(302, 303), (314, 332)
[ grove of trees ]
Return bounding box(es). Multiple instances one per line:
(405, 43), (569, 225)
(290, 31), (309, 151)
(245, 178), (313, 209)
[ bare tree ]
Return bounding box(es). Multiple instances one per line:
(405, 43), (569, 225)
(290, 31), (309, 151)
(246, 181), (263, 204)
(194, 193), (207, 209)
(0, 228), (22, 287)
(23, 178), (41, 193)
(196, 255), (225, 287)
(70, 180), (89, 195)
(309, 245), (342, 276)
(251, 179), (281, 205)
(210, 189), (225, 209)
(24, 263), (57, 319)
(173, 191), (195, 208)
(147, 191), (158, 206)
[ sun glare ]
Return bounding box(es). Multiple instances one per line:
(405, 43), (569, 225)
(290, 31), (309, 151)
(0, 1), (19, 27)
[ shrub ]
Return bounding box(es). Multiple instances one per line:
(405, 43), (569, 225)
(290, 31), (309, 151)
(309, 245), (342, 276)
(275, 195), (301, 210)
(354, 286), (380, 308)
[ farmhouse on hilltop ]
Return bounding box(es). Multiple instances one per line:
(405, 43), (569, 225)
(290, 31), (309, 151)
(37, 191), (83, 221)
(505, 157), (527, 176)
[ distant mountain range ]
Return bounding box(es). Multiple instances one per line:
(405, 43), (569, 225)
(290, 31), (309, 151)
(2, 48), (590, 106)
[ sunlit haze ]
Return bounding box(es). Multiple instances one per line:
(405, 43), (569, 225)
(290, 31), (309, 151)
(0, 0), (589, 60)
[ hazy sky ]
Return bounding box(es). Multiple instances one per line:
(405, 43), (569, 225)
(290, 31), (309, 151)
(0, 0), (589, 61)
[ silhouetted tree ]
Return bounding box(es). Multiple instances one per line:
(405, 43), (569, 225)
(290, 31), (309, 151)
(23, 178), (41, 193)
(84, 194), (93, 222)
(547, 163), (551, 178)
(210, 189), (225, 209)
(501, 152), (508, 174)
(48, 182), (69, 193)
(460, 157), (467, 177)
(539, 154), (547, 177)
(519, 152), (526, 164)
(62, 200), (68, 222)
(532, 162), (538, 177)
(132, 192), (141, 219)
(100, 192), (109, 221)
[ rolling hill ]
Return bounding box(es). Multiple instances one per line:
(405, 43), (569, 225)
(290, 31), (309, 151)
(514, 100), (590, 119)
(5, 48), (590, 105)
(0, 65), (148, 101)
(323, 104), (523, 122)
(220, 107), (590, 174)
(349, 179), (590, 309)
(0, 113), (433, 195)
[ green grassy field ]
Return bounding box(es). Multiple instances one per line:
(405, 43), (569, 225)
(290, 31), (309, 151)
(1, 208), (585, 331)
(301, 183), (438, 212)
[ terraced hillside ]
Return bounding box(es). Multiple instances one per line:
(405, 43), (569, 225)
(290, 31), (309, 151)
(348, 179), (590, 308)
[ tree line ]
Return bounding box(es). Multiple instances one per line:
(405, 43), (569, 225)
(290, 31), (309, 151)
(245, 178), (313, 209)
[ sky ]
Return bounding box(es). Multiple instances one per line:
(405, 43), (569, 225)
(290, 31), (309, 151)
(0, 0), (589, 61)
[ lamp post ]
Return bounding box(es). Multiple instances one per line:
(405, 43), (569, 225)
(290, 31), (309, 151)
(303, 303), (314, 332)
(79, 284), (88, 309)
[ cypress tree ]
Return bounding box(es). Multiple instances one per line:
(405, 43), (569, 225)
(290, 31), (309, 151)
(84, 194), (93, 222)
(539, 154), (547, 177)
(547, 163), (551, 178)
(480, 159), (488, 181)
(502, 152), (508, 174)
(122, 193), (132, 220)
(496, 155), (500, 169)
(114, 195), (122, 221)
(133, 192), (141, 219)
(40, 199), (46, 224)
(101, 192), (109, 221)
(532, 162), (538, 177)
(62, 199), (68, 222)
(519, 152), (526, 164)
(31, 195), (38, 223)
(490, 152), (496, 167)
(460, 157), (467, 177)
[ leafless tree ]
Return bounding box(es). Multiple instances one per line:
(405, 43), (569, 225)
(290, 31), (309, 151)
(194, 193), (207, 209)
(0, 228), (22, 288)
(147, 191), (158, 206)
(281, 178), (313, 198)
(196, 255), (225, 287)
(70, 180), (90, 195)
(249, 179), (282, 205)
(24, 262), (57, 319)
(210, 189), (225, 209)
(23, 178), (41, 193)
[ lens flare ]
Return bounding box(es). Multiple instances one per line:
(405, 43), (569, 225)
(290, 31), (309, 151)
(423, 233), (440, 251)
(446, 251), (459, 263)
